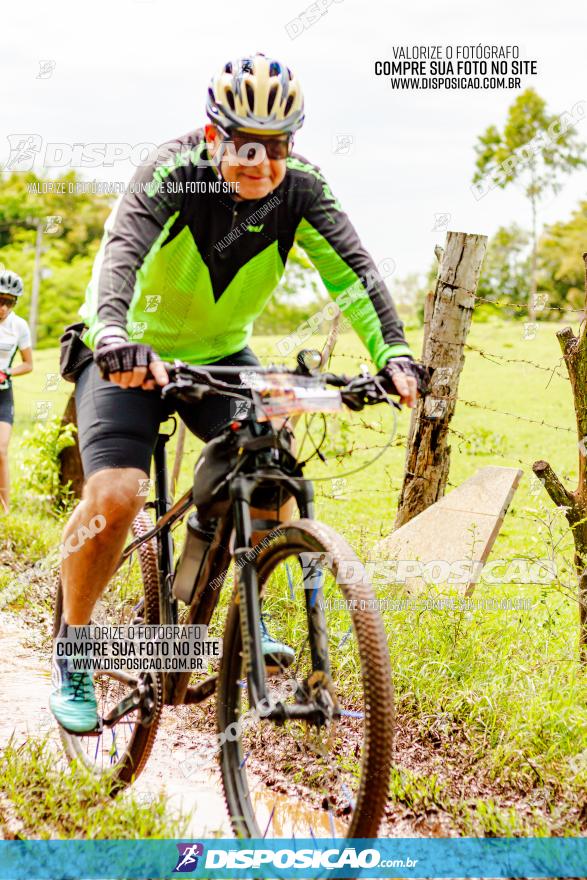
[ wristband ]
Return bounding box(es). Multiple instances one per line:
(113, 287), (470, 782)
(95, 325), (129, 346)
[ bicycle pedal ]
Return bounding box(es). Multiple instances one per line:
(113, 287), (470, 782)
(59, 719), (104, 737)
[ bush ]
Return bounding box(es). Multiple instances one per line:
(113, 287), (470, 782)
(18, 416), (77, 515)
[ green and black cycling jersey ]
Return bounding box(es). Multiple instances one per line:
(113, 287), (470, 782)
(80, 128), (412, 368)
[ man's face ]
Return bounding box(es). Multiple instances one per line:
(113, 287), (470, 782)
(205, 125), (288, 200)
(0, 296), (16, 321)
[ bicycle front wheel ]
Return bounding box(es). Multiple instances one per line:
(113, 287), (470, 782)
(217, 519), (394, 839)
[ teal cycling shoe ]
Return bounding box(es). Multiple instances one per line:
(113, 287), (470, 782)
(260, 615), (295, 669)
(50, 654), (100, 734)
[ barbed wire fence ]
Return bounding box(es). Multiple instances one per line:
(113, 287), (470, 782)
(335, 310), (581, 483)
(308, 242), (587, 659)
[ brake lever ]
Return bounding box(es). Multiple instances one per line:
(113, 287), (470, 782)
(321, 371), (351, 388)
(161, 379), (209, 402)
(341, 376), (402, 412)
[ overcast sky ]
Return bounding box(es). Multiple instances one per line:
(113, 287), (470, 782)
(3, 0), (587, 283)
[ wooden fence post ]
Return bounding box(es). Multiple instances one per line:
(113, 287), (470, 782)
(58, 393), (84, 499)
(395, 231), (487, 528)
(533, 252), (587, 661)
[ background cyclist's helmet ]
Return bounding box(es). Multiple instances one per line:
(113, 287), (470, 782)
(206, 53), (305, 135)
(0, 270), (23, 298)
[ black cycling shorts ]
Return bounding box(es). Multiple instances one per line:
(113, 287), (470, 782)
(75, 347), (260, 478)
(0, 386), (14, 426)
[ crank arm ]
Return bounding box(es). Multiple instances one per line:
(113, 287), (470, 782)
(94, 670), (138, 688)
(265, 701), (341, 724)
(183, 674), (217, 705)
(102, 677), (156, 727)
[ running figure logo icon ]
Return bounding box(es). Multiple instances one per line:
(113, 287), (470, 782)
(5, 134), (42, 171)
(173, 842), (204, 873)
(231, 399), (253, 420)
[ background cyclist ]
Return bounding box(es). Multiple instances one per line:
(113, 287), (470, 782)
(0, 270), (33, 513)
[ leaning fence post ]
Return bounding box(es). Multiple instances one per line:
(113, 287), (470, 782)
(394, 230), (488, 528)
(533, 252), (587, 662)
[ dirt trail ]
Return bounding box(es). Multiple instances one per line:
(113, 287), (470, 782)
(2, 609), (553, 846)
(0, 612), (231, 837)
(0, 617), (55, 746)
(1, 600), (575, 847)
(0, 614), (347, 838)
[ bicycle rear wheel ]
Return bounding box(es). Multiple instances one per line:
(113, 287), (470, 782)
(217, 519), (394, 839)
(52, 510), (163, 791)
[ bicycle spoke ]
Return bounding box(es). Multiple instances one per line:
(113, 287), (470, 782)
(263, 803), (276, 839)
(285, 563), (295, 600)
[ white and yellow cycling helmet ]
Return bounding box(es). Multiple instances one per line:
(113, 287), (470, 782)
(206, 53), (305, 135)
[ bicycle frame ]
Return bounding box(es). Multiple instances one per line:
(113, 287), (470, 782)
(120, 422), (331, 718)
(153, 431), (177, 626)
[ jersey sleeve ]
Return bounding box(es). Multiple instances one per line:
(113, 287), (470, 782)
(17, 319), (32, 350)
(81, 143), (195, 348)
(294, 172), (412, 370)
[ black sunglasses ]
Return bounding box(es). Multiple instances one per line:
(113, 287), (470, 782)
(0, 296), (17, 308)
(222, 130), (293, 161)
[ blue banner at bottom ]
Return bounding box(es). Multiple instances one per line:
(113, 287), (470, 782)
(0, 837), (586, 879)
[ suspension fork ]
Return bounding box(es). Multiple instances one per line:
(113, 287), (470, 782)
(231, 475), (268, 709)
(297, 482), (331, 676)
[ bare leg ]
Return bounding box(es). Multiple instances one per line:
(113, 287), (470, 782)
(0, 422), (12, 513)
(60, 467), (148, 625)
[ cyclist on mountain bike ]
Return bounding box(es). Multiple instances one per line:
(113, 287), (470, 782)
(50, 53), (421, 733)
(0, 271), (33, 513)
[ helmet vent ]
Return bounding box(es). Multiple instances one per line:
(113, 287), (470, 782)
(267, 84), (278, 114)
(245, 82), (255, 112)
(225, 88), (235, 111)
(284, 94), (294, 116)
(224, 62), (233, 74)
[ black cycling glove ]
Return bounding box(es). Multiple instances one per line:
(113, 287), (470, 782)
(377, 356), (431, 396)
(94, 336), (157, 380)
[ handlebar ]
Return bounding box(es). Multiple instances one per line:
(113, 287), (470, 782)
(160, 360), (401, 413)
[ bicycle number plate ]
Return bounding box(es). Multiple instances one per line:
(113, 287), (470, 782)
(243, 372), (342, 419)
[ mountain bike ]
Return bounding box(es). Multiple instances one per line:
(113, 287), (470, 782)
(52, 352), (396, 839)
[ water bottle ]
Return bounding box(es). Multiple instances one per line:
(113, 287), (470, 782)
(172, 512), (215, 604)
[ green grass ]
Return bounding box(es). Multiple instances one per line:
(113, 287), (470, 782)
(0, 737), (187, 839)
(456, 799), (553, 837)
(389, 766), (448, 812)
(3, 320), (587, 834)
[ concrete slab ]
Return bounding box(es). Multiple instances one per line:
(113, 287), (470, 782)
(374, 466), (523, 595)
